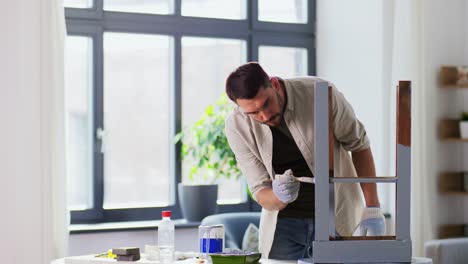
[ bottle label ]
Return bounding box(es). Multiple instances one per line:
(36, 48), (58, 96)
(200, 238), (223, 253)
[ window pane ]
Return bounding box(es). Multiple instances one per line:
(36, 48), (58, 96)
(64, 0), (93, 8)
(104, 0), (173, 14)
(182, 0), (246, 20)
(258, 0), (308, 24)
(65, 36), (93, 210)
(103, 32), (173, 209)
(259, 46), (308, 78)
(181, 36), (246, 204)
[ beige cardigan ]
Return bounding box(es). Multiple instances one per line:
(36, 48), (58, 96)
(225, 77), (368, 258)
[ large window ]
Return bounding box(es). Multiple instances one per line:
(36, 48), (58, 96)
(65, 0), (316, 223)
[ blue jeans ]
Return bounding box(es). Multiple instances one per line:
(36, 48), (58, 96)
(268, 217), (315, 260)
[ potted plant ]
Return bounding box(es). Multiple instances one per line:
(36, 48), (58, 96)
(460, 111), (468, 139)
(175, 94), (242, 221)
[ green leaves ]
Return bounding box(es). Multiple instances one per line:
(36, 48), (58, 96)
(461, 111), (468, 121)
(175, 94), (241, 184)
(205, 105), (214, 116)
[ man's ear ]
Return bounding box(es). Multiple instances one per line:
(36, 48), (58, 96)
(270, 77), (281, 92)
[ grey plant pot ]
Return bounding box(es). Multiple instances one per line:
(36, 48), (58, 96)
(178, 183), (218, 222)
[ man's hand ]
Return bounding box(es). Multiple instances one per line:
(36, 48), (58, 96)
(272, 169), (300, 204)
(354, 207), (386, 236)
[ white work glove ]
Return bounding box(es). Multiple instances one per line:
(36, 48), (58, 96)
(272, 169), (300, 203)
(353, 207), (386, 236)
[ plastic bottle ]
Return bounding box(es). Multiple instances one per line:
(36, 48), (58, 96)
(158, 210), (175, 263)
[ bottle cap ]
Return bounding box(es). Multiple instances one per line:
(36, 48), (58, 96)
(162, 211), (171, 217)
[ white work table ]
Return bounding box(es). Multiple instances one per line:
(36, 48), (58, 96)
(52, 255), (295, 264)
(53, 255), (431, 264)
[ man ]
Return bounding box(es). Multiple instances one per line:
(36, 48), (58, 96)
(224, 62), (385, 260)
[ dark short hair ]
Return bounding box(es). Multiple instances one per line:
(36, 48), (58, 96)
(225, 62), (271, 102)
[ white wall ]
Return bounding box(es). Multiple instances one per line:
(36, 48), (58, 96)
(316, 1), (387, 175)
(0, 1), (44, 264)
(69, 228), (198, 256)
(316, 0), (393, 213)
(423, 0), (468, 227)
(317, 0), (468, 245)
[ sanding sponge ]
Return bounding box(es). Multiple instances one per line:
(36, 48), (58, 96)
(112, 247), (141, 261)
(112, 247), (140, 256)
(116, 254), (140, 261)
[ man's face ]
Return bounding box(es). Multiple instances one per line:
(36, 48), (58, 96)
(237, 82), (284, 127)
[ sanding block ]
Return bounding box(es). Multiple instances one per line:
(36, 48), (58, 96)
(112, 247), (141, 261)
(112, 247), (140, 256)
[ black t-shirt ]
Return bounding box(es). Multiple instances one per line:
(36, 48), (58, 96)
(270, 118), (315, 218)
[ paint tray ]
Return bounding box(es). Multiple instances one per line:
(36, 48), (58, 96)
(209, 252), (261, 264)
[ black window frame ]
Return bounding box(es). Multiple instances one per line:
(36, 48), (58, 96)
(66, 0), (316, 224)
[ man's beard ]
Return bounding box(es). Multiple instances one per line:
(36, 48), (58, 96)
(262, 113), (281, 126)
(261, 90), (284, 126)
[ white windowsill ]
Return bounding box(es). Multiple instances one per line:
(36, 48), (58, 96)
(69, 219), (201, 234)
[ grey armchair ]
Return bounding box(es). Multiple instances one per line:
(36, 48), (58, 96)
(424, 237), (468, 264)
(200, 212), (261, 250)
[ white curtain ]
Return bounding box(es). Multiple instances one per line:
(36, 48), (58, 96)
(387, 0), (435, 256)
(1, 0), (68, 263)
(41, 0), (69, 262)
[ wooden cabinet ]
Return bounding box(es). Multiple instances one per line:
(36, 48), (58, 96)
(438, 66), (468, 239)
(438, 172), (468, 195)
(440, 65), (468, 89)
(438, 224), (467, 239)
(438, 119), (468, 142)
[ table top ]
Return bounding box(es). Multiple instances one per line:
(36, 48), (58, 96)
(52, 255), (296, 264)
(53, 255), (431, 264)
